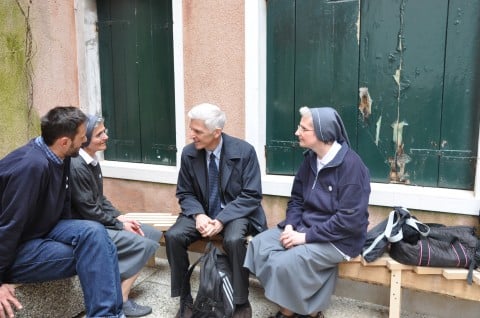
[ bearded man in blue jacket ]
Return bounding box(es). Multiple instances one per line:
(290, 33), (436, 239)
(0, 106), (124, 318)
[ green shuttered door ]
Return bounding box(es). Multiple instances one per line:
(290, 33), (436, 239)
(267, 0), (479, 190)
(97, 0), (176, 165)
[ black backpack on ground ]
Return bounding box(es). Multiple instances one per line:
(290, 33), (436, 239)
(181, 242), (235, 318)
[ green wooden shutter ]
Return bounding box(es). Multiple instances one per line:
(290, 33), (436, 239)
(97, 0), (176, 165)
(294, 0), (359, 147)
(358, 0), (479, 189)
(266, 0), (359, 175)
(266, 0), (479, 190)
(358, 0), (449, 186)
(98, 0), (142, 162)
(266, 0), (297, 175)
(439, 0), (480, 189)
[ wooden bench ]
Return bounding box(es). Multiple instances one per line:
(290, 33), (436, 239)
(339, 254), (480, 318)
(125, 212), (480, 318)
(123, 212), (224, 253)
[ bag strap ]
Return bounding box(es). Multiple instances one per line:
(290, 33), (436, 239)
(467, 239), (480, 285)
(185, 241), (214, 278)
(362, 232), (386, 258)
(362, 207), (408, 258)
(386, 207), (430, 242)
(404, 217), (430, 236)
(179, 242), (215, 317)
(385, 208), (409, 242)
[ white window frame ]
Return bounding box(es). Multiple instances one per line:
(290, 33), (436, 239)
(75, 0), (185, 184)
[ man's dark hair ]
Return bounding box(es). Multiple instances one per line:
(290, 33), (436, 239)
(41, 106), (88, 146)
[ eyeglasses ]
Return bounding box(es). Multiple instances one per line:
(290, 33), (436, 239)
(297, 125), (314, 133)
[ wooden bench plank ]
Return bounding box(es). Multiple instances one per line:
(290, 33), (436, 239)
(442, 268), (469, 280)
(473, 270), (480, 285)
(361, 254), (392, 266)
(339, 262), (392, 286)
(401, 270), (480, 301)
(349, 256), (362, 263)
(413, 266), (443, 275)
(124, 212), (223, 253)
(124, 212), (179, 231)
(387, 259), (413, 271)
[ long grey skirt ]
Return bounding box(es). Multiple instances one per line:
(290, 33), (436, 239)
(244, 227), (345, 315)
(107, 224), (161, 279)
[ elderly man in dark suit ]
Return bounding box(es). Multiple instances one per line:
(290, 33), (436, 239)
(165, 103), (267, 318)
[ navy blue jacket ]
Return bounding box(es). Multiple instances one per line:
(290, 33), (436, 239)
(279, 142), (370, 257)
(176, 133), (267, 233)
(0, 140), (71, 284)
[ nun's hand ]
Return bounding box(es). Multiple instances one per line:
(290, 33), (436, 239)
(280, 229), (306, 249)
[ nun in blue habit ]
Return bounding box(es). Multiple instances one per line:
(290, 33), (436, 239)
(244, 107), (371, 318)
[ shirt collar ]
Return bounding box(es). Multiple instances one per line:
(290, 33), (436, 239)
(207, 136), (223, 160)
(79, 148), (98, 166)
(317, 140), (341, 171)
(35, 136), (63, 165)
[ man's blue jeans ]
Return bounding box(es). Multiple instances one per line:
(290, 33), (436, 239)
(5, 219), (124, 318)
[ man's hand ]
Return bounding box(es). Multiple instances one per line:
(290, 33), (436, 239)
(0, 284), (22, 318)
(204, 219), (223, 237)
(195, 214), (213, 237)
(195, 215), (223, 237)
(117, 216), (144, 236)
(280, 225), (306, 249)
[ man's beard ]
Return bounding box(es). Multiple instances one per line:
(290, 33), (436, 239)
(66, 146), (81, 157)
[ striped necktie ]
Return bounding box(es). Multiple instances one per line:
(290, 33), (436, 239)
(208, 152), (221, 218)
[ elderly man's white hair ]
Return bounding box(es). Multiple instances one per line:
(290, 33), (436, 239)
(188, 103), (226, 132)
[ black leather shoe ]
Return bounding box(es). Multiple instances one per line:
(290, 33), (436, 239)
(233, 301), (252, 318)
(297, 312), (324, 318)
(268, 311), (296, 318)
(174, 301), (193, 318)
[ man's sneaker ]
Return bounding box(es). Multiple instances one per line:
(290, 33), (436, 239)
(123, 299), (152, 317)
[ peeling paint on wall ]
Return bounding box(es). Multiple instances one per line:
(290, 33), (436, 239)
(387, 0), (411, 185)
(356, 0), (360, 45)
(375, 116), (381, 146)
(0, 0), (39, 157)
(391, 120), (408, 148)
(358, 87), (372, 119)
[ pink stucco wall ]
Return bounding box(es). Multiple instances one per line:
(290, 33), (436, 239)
(28, 0), (79, 116)
(183, 0), (245, 140)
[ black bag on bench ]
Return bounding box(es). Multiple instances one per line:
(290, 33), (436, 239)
(362, 207), (429, 262)
(390, 223), (480, 284)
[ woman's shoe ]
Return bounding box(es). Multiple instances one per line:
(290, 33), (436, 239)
(296, 312), (324, 318)
(268, 311), (296, 318)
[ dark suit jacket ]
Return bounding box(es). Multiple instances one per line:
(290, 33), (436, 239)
(176, 133), (267, 233)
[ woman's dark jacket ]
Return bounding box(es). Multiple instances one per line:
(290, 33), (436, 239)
(279, 142), (371, 258)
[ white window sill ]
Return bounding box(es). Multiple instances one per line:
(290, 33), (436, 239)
(101, 161), (480, 216)
(101, 160), (179, 185)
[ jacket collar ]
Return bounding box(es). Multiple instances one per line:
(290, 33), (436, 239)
(306, 141), (349, 173)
